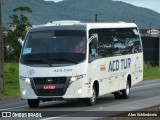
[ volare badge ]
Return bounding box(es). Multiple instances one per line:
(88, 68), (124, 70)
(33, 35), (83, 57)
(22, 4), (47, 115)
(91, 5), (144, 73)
(29, 69), (35, 75)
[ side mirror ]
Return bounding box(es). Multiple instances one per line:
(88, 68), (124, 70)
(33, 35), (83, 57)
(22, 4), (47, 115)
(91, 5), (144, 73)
(18, 37), (24, 47)
(89, 33), (98, 45)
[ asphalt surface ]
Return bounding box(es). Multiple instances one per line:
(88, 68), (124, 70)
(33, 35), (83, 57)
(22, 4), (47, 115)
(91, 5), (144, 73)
(0, 79), (160, 120)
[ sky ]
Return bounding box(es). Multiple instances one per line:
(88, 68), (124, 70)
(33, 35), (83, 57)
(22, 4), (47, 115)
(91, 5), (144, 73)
(113, 0), (160, 13)
(44, 0), (160, 13)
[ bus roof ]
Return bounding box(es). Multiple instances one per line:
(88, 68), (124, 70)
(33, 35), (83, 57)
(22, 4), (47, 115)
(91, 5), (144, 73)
(30, 21), (138, 32)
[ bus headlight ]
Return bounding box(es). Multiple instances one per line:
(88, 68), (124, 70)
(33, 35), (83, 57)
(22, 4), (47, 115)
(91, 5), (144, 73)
(70, 74), (86, 83)
(20, 76), (31, 85)
(25, 78), (31, 84)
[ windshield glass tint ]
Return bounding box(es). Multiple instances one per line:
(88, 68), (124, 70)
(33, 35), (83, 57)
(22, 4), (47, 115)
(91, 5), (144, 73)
(21, 30), (86, 65)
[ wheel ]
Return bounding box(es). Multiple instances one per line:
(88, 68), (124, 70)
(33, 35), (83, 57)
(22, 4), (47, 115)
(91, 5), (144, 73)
(121, 80), (130, 99)
(114, 92), (122, 99)
(85, 85), (96, 106)
(28, 99), (40, 108)
(114, 80), (130, 99)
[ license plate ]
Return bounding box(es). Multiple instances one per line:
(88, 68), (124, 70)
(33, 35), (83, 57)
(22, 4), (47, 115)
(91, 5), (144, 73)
(43, 84), (56, 90)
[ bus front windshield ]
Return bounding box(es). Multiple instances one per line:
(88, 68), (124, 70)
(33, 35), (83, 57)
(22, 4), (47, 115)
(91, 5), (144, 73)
(21, 30), (86, 65)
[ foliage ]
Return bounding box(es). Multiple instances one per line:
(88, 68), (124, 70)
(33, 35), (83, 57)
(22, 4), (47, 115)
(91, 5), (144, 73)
(4, 6), (32, 62)
(144, 67), (160, 80)
(13, 6), (32, 13)
(0, 63), (19, 99)
(2, 26), (7, 31)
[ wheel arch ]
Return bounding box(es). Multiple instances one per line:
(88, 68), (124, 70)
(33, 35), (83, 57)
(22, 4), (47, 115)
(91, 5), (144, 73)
(93, 80), (99, 97)
(127, 74), (132, 88)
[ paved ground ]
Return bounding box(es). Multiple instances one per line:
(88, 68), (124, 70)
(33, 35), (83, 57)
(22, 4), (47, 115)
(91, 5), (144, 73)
(0, 79), (160, 120)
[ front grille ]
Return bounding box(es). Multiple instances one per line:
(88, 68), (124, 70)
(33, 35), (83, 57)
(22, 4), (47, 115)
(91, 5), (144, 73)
(31, 77), (69, 96)
(33, 77), (67, 85)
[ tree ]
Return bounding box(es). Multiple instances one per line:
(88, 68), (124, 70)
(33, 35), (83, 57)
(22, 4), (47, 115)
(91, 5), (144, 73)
(4, 6), (32, 61)
(10, 6), (32, 34)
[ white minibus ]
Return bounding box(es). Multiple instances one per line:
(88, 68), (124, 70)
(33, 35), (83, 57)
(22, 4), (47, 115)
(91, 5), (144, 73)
(19, 21), (143, 108)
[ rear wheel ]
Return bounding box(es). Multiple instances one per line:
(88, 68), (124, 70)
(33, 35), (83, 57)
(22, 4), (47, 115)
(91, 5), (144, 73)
(114, 80), (130, 99)
(85, 85), (96, 106)
(28, 99), (40, 108)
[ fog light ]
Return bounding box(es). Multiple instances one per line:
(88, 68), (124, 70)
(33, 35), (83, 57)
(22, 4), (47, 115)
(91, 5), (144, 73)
(22, 89), (27, 95)
(77, 87), (82, 95)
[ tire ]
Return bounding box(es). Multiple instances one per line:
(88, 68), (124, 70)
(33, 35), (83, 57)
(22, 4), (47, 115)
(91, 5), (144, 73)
(114, 92), (122, 99)
(114, 80), (130, 99)
(121, 80), (130, 99)
(28, 99), (40, 108)
(85, 85), (96, 106)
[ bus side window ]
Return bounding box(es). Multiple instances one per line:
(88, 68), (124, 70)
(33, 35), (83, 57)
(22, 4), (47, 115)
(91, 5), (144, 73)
(133, 39), (142, 53)
(89, 41), (98, 62)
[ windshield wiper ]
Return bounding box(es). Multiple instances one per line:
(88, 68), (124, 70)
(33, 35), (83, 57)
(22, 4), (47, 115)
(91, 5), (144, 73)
(45, 58), (78, 64)
(24, 59), (53, 67)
